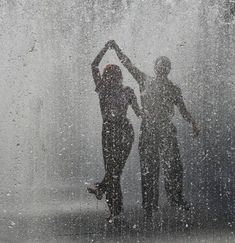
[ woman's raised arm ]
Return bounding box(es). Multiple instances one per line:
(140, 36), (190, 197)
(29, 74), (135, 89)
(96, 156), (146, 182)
(91, 41), (112, 86)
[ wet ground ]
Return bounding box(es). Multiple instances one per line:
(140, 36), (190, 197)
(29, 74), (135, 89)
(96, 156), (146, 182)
(0, 200), (234, 243)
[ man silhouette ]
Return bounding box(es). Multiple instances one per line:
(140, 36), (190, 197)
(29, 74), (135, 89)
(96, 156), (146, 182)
(111, 40), (200, 218)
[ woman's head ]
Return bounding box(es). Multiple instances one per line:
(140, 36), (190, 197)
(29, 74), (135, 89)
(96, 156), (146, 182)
(102, 64), (123, 88)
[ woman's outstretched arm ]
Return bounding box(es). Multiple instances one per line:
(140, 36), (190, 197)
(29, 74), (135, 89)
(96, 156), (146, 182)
(91, 42), (112, 86)
(111, 41), (147, 92)
(125, 87), (143, 118)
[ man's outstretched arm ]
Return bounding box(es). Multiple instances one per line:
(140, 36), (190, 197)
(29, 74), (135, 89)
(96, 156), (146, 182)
(111, 41), (147, 92)
(175, 87), (200, 137)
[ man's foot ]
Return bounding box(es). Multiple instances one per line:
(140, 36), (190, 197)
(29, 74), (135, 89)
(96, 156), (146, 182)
(106, 214), (118, 224)
(106, 211), (126, 225)
(87, 186), (103, 200)
(170, 199), (190, 211)
(178, 200), (190, 211)
(143, 209), (154, 231)
(143, 208), (153, 221)
(152, 205), (160, 212)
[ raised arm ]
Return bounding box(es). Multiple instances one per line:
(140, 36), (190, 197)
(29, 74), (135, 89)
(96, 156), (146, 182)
(111, 41), (147, 92)
(91, 42), (111, 86)
(175, 87), (200, 137)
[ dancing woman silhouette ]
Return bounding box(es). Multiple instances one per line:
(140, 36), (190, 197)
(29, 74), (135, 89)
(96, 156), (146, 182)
(88, 41), (142, 222)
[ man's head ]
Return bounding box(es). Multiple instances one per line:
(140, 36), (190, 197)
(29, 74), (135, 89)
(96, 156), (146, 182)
(154, 56), (171, 76)
(102, 64), (123, 88)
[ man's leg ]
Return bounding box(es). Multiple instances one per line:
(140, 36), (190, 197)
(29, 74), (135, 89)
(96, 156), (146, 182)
(139, 125), (160, 216)
(160, 126), (188, 209)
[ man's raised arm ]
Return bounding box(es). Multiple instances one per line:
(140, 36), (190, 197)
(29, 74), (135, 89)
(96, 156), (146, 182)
(111, 41), (147, 92)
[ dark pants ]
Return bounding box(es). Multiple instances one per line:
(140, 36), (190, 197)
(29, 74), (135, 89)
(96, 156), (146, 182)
(139, 121), (184, 213)
(98, 119), (134, 216)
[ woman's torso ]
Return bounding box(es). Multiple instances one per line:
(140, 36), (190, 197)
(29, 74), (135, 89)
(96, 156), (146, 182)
(98, 86), (132, 124)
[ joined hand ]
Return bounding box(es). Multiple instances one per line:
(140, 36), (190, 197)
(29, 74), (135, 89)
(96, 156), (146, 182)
(105, 40), (118, 50)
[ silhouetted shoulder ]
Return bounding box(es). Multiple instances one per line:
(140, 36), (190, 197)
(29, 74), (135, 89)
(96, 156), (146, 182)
(140, 75), (155, 95)
(165, 80), (182, 104)
(167, 80), (181, 95)
(95, 81), (105, 94)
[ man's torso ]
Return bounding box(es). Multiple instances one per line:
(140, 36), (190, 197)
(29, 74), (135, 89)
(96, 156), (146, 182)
(140, 77), (178, 127)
